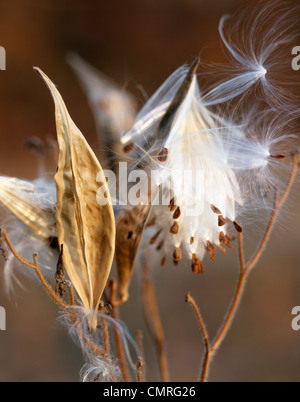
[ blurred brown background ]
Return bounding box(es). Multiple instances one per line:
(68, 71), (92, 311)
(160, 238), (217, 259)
(0, 0), (300, 382)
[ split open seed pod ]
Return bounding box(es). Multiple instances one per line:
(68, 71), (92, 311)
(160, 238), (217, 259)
(35, 68), (116, 329)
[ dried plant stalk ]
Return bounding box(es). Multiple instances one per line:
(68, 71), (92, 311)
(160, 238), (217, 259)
(141, 254), (169, 382)
(108, 280), (131, 382)
(136, 330), (145, 382)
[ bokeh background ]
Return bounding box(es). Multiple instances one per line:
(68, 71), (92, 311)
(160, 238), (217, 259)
(0, 0), (300, 382)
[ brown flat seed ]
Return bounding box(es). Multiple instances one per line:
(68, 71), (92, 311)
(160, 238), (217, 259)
(190, 236), (194, 245)
(270, 154), (285, 159)
(161, 256), (167, 267)
(123, 142), (134, 153)
(226, 233), (233, 241)
(173, 246), (182, 262)
(170, 221), (179, 234)
(150, 229), (162, 245)
(211, 204), (222, 214)
(156, 240), (164, 251)
(157, 147), (168, 162)
(225, 240), (232, 249)
(219, 231), (227, 244)
(233, 221), (243, 233)
(209, 251), (216, 262)
(173, 206), (181, 220)
(218, 215), (227, 226)
(192, 253), (204, 274)
(206, 240), (217, 253)
(146, 217), (156, 228)
(169, 197), (176, 212)
(218, 245), (227, 256)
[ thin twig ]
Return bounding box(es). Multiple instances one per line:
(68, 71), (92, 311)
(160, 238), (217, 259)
(1, 229), (108, 360)
(142, 276), (169, 382)
(66, 284), (107, 359)
(109, 280), (131, 382)
(141, 248), (169, 382)
(185, 292), (210, 382)
(33, 254), (68, 308)
(99, 303), (110, 358)
(136, 330), (145, 382)
(0, 229), (36, 269)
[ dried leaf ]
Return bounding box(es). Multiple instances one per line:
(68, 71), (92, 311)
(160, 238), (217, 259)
(115, 205), (151, 303)
(35, 68), (116, 317)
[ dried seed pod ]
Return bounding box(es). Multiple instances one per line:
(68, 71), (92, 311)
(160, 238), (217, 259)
(36, 68), (115, 327)
(55, 244), (65, 297)
(116, 204), (152, 303)
(157, 57), (200, 142)
(67, 53), (136, 171)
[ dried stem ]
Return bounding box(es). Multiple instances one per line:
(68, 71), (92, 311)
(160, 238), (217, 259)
(99, 304), (110, 358)
(136, 330), (145, 382)
(136, 360), (143, 383)
(109, 280), (131, 382)
(185, 292), (210, 382)
(66, 285), (107, 359)
(189, 151), (298, 382)
(142, 275), (169, 382)
(0, 229), (109, 361)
